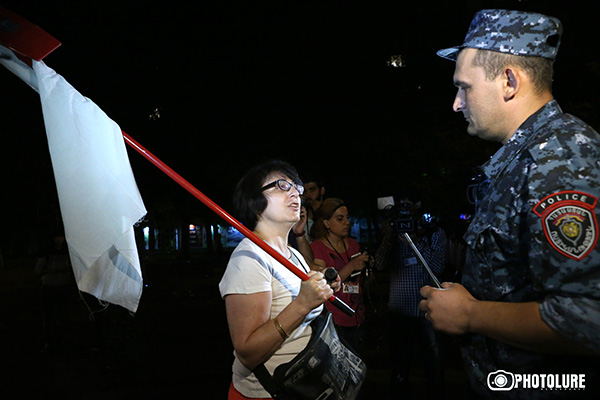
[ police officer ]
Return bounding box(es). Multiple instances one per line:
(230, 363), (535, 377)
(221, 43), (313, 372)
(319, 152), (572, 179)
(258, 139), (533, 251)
(419, 9), (600, 399)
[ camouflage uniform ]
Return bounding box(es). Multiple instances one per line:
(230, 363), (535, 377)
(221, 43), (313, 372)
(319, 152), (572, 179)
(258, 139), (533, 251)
(462, 99), (600, 398)
(437, 10), (562, 62)
(437, 9), (600, 399)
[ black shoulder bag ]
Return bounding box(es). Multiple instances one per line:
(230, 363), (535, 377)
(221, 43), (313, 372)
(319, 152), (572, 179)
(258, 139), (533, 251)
(253, 311), (367, 400)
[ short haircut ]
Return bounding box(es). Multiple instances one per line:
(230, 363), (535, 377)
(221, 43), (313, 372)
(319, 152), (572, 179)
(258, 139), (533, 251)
(233, 160), (302, 231)
(302, 176), (324, 188)
(471, 49), (554, 94)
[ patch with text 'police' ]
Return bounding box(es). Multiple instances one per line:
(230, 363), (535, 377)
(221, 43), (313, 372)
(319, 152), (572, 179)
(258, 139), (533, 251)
(533, 191), (598, 260)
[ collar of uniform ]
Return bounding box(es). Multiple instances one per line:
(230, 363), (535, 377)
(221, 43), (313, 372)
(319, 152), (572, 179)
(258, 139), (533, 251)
(481, 100), (563, 180)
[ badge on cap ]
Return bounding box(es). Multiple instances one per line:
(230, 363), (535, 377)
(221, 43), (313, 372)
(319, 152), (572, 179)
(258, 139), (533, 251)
(533, 191), (598, 260)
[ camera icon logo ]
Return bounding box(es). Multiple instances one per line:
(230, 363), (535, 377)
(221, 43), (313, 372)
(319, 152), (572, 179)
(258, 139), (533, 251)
(487, 370), (515, 391)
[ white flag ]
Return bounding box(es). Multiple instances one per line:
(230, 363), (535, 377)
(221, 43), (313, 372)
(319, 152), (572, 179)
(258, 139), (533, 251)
(1, 46), (146, 312)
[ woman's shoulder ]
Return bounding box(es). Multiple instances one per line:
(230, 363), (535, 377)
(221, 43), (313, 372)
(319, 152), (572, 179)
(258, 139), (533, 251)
(228, 238), (271, 267)
(310, 238), (328, 250)
(221, 239), (272, 286)
(233, 237), (254, 251)
(310, 239), (331, 261)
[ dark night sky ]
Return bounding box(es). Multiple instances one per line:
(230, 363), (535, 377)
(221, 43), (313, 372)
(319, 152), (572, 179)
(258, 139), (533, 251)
(2, 0), (599, 250)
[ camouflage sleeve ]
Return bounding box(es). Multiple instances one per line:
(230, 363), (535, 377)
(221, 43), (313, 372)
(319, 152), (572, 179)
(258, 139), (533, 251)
(528, 119), (600, 354)
(539, 296), (600, 353)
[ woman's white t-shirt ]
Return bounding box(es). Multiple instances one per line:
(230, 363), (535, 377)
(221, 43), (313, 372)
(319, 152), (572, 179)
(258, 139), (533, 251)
(219, 238), (323, 398)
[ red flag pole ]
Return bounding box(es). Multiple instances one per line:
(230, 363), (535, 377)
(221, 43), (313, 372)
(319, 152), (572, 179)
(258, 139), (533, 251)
(122, 132), (355, 316)
(0, 5), (353, 317)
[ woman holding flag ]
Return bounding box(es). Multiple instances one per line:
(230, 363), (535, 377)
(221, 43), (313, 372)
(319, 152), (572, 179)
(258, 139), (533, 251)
(219, 160), (334, 399)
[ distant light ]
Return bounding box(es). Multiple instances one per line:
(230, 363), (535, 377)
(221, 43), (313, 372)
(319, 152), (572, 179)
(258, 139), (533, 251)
(189, 224), (196, 231)
(422, 213), (432, 223)
(143, 226), (150, 250)
(149, 107), (161, 120)
(387, 55), (406, 68)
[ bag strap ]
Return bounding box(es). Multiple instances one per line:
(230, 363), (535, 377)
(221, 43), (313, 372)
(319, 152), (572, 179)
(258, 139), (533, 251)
(253, 363), (287, 399)
(252, 249), (316, 399)
(253, 310), (331, 400)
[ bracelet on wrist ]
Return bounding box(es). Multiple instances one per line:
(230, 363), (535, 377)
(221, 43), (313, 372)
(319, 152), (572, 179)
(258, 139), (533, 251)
(273, 317), (289, 340)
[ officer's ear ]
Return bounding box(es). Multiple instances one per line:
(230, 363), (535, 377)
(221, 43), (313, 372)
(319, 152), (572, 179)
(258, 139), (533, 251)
(503, 68), (519, 101)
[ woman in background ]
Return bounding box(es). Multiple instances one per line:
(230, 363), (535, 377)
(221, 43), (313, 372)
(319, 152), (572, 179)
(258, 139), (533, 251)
(310, 198), (369, 354)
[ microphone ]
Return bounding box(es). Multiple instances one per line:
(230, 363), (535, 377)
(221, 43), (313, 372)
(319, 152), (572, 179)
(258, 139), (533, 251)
(324, 267), (338, 284)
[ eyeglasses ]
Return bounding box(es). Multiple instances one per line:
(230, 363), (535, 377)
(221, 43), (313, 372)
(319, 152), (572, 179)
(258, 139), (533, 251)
(261, 179), (304, 195)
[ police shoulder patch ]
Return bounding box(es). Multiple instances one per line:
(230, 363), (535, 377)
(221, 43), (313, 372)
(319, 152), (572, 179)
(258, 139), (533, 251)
(533, 191), (598, 260)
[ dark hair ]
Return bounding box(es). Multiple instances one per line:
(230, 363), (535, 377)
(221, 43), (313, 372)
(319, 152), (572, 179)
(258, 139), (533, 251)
(233, 160), (302, 231)
(302, 175), (324, 188)
(472, 49), (554, 94)
(310, 198), (346, 239)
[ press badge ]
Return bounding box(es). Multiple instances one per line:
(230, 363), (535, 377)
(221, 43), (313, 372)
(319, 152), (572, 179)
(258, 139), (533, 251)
(343, 282), (360, 294)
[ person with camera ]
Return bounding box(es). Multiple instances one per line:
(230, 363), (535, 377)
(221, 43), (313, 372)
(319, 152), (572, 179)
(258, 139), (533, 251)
(419, 9), (600, 399)
(375, 198), (446, 400)
(310, 197), (370, 355)
(219, 160), (334, 399)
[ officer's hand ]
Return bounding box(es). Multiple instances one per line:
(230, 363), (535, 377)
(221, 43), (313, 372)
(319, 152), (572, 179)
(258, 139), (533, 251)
(419, 282), (478, 335)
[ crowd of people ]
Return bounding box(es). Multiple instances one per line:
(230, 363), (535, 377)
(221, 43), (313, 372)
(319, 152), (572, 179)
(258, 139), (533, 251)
(217, 151), (506, 399)
(218, 8), (600, 400)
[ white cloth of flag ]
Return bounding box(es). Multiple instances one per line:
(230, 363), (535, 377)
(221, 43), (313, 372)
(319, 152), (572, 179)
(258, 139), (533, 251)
(1, 46), (147, 312)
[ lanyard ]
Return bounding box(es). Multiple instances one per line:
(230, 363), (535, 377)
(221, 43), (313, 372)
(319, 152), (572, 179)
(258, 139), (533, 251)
(325, 237), (349, 264)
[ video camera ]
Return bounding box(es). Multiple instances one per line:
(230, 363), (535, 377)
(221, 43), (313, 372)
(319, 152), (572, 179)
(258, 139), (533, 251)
(377, 196), (438, 236)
